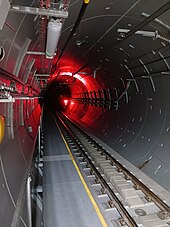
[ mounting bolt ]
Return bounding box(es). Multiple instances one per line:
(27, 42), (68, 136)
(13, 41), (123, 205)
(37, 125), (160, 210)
(108, 200), (114, 207)
(119, 218), (126, 226)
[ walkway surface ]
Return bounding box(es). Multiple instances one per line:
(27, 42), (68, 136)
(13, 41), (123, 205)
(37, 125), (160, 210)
(43, 108), (102, 227)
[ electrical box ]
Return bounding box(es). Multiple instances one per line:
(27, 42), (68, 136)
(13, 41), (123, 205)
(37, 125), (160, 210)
(0, 0), (10, 30)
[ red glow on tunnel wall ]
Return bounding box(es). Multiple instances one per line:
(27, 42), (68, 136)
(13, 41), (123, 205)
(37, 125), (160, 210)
(59, 72), (86, 85)
(61, 72), (103, 125)
(53, 60), (108, 127)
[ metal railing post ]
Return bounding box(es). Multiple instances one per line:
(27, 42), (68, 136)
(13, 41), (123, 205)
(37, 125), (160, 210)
(27, 175), (32, 227)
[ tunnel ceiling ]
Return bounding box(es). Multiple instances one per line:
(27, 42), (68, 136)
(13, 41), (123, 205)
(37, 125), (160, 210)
(53, 0), (170, 85)
(2, 0), (170, 89)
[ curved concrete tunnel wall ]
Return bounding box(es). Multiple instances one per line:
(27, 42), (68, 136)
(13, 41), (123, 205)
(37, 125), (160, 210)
(0, 0), (170, 225)
(0, 99), (41, 226)
(63, 71), (170, 192)
(54, 0), (170, 192)
(0, 0), (42, 225)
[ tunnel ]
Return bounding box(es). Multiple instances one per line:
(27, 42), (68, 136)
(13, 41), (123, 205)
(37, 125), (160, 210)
(0, 0), (170, 226)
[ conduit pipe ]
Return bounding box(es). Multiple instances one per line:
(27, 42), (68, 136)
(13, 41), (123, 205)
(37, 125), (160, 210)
(27, 175), (32, 227)
(53, 0), (90, 72)
(0, 68), (41, 95)
(115, 1), (170, 46)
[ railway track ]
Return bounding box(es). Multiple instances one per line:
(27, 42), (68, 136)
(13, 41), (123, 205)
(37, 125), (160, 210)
(56, 113), (170, 227)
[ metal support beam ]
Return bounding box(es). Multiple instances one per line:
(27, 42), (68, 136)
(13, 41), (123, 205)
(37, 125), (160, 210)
(115, 1), (170, 45)
(35, 74), (49, 77)
(0, 98), (15, 103)
(13, 38), (31, 77)
(14, 96), (39, 100)
(32, 186), (43, 193)
(27, 175), (32, 227)
(10, 5), (68, 18)
(27, 51), (56, 56)
(27, 51), (45, 55)
(159, 52), (170, 71)
(24, 59), (35, 83)
(30, 69), (37, 85)
(0, 96), (40, 103)
(118, 29), (156, 38)
(37, 78), (48, 81)
(141, 12), (170, 31)
(38, 126), (41, 162)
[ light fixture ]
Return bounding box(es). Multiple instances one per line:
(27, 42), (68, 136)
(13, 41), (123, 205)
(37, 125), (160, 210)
(63, 99), (69, 106)
(59, 71), (86, 85)
(46, 19), (62, 59)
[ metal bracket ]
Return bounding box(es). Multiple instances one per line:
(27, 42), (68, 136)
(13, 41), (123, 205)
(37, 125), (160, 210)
(27, 51), (56, 55)
(118, 28), (170, 43)
(35, 74), (50, 77)
(159, 52), (170, 71)
(118, 28), (157, 38)
(124, 64), (139, 92)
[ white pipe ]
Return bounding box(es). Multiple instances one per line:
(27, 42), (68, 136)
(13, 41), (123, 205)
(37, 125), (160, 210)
(46, 19), (62, 59)
(38, 126), (41, 162)
(27, 175), (32, 227)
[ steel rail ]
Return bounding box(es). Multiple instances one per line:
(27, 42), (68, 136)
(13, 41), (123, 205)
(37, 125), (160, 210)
(57, 114), (138, 227)
(61, 113), (170, 217)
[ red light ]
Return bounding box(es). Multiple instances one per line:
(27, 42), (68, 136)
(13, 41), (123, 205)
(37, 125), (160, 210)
(64, 99), (69, 105)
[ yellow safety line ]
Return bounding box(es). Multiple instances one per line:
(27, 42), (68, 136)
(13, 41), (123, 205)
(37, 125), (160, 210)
(0, 115), (5, 145)
(56, 121), (108, 227)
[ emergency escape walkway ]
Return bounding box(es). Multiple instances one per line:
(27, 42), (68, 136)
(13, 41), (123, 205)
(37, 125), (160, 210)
(43, 108), (102, 227)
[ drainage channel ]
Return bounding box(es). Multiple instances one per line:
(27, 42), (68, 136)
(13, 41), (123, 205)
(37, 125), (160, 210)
(57, 113), (170, 227)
